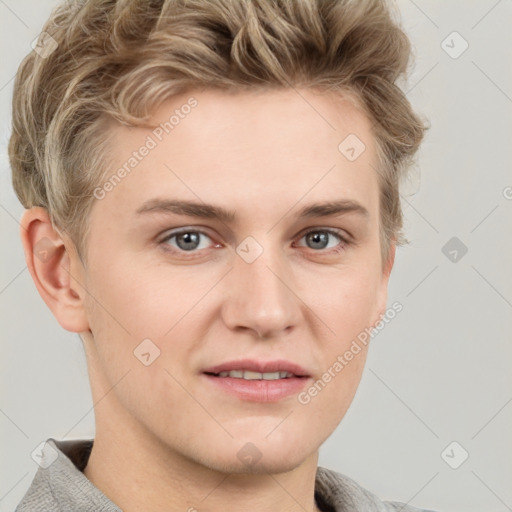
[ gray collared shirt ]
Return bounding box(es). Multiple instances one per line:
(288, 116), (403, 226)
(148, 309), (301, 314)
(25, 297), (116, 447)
(15, 438), (436, 511)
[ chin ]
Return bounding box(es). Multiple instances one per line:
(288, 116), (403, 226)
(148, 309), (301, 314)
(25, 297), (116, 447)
(202, 450), (308, 476)
(193, 433), (316, 476)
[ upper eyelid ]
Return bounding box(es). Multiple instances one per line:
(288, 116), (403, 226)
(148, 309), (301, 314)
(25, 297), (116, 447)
(160, 227), (217, 242)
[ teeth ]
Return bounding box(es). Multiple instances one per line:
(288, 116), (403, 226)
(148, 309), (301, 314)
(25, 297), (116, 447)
(216, 370), (295, 380)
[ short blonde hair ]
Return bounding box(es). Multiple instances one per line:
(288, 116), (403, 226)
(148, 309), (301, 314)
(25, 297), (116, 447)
(9, 0), (428, 266)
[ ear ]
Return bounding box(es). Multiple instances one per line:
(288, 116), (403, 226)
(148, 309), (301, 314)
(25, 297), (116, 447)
(19, 207), (90, 333)
(371, 239), (396, 328)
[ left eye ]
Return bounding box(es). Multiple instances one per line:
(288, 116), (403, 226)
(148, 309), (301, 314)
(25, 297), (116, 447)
(297, 229), (345, 251)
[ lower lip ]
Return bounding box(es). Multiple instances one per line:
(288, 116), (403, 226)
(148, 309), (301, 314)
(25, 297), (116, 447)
(202, 374), (310, 402)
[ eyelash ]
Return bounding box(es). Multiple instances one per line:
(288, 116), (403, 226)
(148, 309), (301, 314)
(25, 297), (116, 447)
(159, 227), (349, 258)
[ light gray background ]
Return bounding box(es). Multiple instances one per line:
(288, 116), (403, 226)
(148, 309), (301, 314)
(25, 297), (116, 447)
(1, 1), (511, 511)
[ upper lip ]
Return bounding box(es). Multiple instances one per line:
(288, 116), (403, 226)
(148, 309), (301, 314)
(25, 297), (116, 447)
(202, 359), (310, 377)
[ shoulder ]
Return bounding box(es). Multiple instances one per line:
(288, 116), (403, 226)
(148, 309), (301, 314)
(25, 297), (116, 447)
(315, 466), (438, 512)
(15, 438), (120, 512)
(15, 463), (59, 511)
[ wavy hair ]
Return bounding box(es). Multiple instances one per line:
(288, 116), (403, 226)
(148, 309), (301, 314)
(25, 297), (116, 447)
(9, 0), (428, 266)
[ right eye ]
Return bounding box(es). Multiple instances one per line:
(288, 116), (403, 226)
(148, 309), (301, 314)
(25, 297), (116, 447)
(160, 229), (219, 253)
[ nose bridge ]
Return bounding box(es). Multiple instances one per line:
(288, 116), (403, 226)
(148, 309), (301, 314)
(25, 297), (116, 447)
(222, 238), (301, 337)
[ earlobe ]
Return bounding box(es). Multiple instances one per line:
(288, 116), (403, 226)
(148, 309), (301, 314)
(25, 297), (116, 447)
(20, 207), (90, 333)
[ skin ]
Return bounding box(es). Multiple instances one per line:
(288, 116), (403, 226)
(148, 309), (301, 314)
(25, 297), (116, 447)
(21, 88), (395, 512)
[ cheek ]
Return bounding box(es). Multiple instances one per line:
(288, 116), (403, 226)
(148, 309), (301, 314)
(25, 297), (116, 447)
(85, 255), (183, 335)
(81, 260), (193, 423)
(299, 267), (378, 408)
(81, 255), (156, 373)
(304, 266), (381, 336)
(296, 343), (368, 449)
(83, 255), (217, 376)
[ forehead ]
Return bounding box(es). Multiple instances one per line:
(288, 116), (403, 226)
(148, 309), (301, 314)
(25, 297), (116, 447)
(95, 88), (379, 224)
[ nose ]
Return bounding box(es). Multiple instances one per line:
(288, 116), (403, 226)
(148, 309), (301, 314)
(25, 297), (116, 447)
(220, 245), (302, 339)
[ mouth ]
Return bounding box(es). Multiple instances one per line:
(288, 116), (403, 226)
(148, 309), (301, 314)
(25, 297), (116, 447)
(204, 370), (304, 380)
(202, 358), (310, 378)
(201, 359), (311, 402)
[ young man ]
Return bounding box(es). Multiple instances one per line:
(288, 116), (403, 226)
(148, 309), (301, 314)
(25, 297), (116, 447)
(10, 0), (433, 510)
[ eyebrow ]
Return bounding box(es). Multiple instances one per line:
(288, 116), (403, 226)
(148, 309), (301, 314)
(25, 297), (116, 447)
(136, 198), (369, 222)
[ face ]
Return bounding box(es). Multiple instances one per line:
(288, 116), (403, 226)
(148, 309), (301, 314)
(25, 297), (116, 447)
(79, 88), (393, 474)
